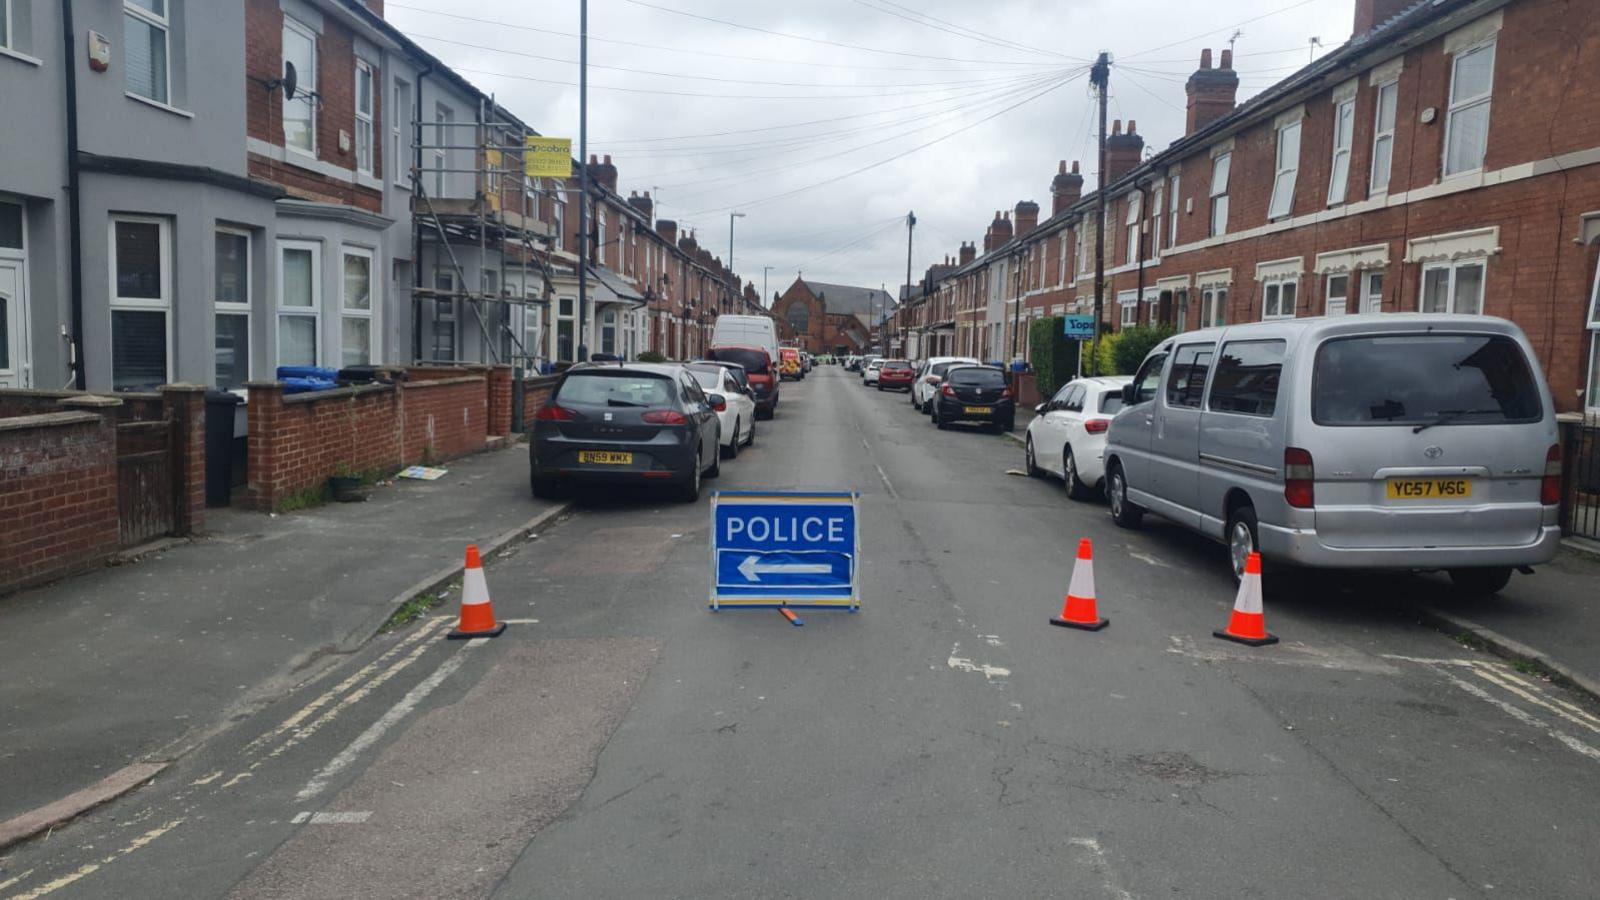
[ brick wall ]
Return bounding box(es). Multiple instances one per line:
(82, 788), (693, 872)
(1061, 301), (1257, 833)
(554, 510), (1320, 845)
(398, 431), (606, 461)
(0, 412), (121, 595)
(402, 377), (487, 464)
(245, 383), (404, 509)
(520, 374), (559, 430)
(487, 367), (513, 437)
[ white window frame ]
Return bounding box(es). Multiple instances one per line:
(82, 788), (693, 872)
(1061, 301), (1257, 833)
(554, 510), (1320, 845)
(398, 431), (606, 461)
(214, 227), (253, 389)
(109, 214), (173, 386)
(1, 0), (13, 51)
(0, 198), (30, 387)
(1324, 273), (1350, 316)
(1443, 38), (1496, 178)
(1199, 287), (1227, 329)
(1262, 278), (1299, 320)
(550, 181), (566, 251)
(1420, 259), (1487, 315)
(392, 78), (411, 188)
(1118, 291), (1139, 328)
(1588, 332), (1600, 412)
(276, 239), (322, 367)
(1361, 269), (1385, 313)
(597, 207), (608, 266)
(1167, 173), (1180, 249)
(1268, 120), (1301, 220)
(1370, 80), (1398, 196)
(281, 16), (317, 157)
(124, 0), (171, 105)
(1151, 185), (1164, 257)
(1209, 153), (1231, 237)
(433, 104), (451, 197)
(354, 59), (375, 177)
(340, 245), (376, 366)
(1589, 257), (1600, 329)
(1057, 232), (1068, 288)
(1124, 193), (1141, 266)
(1328, 97), (1355, 206)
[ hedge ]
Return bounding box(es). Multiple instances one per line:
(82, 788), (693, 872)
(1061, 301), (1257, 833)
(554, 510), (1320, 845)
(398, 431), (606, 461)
(1111, 324), (1175, 374)
(1028, 317), (1081, 399)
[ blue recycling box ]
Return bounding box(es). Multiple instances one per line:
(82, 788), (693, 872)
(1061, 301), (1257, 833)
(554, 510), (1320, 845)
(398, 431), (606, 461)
(709, 491), (860, 610)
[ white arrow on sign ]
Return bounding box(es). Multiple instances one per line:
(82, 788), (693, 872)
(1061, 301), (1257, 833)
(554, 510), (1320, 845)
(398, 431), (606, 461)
(737, 555), (833, 582)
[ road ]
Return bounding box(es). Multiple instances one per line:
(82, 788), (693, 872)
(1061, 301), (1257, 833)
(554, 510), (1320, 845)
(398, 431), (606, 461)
(4, 366), (1600, 899)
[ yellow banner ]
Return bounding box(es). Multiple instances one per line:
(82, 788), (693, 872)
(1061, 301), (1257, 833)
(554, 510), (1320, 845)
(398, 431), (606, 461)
(523, 137), (573, 178)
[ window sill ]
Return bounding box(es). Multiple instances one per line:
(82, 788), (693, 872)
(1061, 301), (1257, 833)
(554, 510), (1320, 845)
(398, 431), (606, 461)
(0, 46), (44, 67)
(126, 92), (194, 119)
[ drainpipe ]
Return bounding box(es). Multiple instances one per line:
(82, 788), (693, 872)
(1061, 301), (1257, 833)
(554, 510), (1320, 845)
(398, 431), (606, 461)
(412, 66), (432, 362)
(61, 0), (86, 389)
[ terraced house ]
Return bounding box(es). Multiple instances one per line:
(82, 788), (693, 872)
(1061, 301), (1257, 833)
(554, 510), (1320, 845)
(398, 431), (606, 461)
(904, 0), (1600, 412)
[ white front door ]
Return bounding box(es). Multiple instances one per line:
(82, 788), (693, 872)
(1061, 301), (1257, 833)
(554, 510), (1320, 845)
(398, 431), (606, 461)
(0, 259), (26, 388)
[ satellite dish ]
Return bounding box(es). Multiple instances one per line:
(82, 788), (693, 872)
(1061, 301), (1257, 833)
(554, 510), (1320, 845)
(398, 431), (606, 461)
(282, 62), (299, 101)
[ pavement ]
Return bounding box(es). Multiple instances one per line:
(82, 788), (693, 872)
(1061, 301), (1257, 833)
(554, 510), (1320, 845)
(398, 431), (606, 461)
(2, 367), (1599, 898)
(0, 444), (562, 833)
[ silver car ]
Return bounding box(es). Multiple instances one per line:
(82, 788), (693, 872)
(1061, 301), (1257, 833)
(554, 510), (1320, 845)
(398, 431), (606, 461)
(1103, 314), (1561, 594)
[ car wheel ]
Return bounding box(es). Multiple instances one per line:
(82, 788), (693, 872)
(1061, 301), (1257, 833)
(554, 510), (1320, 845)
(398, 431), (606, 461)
(1064, 448), (1090, 500)
(721, 419), (739, 460)
(1226, 506), (1261, 582)
(706, 432), (722, 478)
(1107, 462), (1144, 529)
(680, 455), (702, 503)
(1025, 435), (1041, 477)
(1447, 567), (1514, 596)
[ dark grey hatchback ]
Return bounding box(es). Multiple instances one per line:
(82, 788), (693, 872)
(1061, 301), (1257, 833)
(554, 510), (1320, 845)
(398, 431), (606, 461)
(931, 365), (1016, 433)
(530, 364), (723, 502)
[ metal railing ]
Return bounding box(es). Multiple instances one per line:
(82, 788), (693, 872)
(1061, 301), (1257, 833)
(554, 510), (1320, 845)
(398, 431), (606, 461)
(1561, 413), (1600, 540)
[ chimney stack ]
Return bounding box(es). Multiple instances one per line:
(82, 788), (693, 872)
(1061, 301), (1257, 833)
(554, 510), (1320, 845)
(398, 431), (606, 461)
(1052, 160), (1084, 215)
(655, 218), (678, 245)
(1352, 0), (1414, 36)
(1185, 48), (1239, 136)
(959, 241), (976, 265)
(1014, 200), (1040, 237)
(1104, 120), (1145, 184)
(627, 190), (653, 222)
(589, 153), (618, 193)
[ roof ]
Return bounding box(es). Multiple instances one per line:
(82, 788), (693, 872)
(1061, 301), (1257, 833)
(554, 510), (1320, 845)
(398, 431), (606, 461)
(801, 280), (897, 319)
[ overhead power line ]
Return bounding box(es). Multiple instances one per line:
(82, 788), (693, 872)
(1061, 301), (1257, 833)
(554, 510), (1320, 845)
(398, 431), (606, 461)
(851, 0), (1083, 62)
(445, 63), (1049, 101)
(1120, 0), (1321, 61)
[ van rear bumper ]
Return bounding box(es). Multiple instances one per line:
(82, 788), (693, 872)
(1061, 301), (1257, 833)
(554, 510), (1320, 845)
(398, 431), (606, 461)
(1257, 522), (1563, 569)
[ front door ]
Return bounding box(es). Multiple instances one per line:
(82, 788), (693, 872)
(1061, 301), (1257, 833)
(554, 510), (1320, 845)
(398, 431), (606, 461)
(0, 259), (26, 388)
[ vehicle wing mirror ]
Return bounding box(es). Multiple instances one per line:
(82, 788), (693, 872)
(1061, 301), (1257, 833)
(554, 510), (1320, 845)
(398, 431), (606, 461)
(1122, 383), (1138, 405)
(1034, 403), (1048, 414)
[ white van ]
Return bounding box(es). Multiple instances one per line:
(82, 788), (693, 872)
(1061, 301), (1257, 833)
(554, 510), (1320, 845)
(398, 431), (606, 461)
(711, 315), (780, 369)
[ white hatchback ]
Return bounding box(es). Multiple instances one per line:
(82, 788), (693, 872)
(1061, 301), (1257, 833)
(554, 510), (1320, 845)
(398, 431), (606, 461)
(911, 356), (980, 412)
(863, 359), (885, 385)
(687, 363), (757, 460)
(1025, 376), (1133, 498)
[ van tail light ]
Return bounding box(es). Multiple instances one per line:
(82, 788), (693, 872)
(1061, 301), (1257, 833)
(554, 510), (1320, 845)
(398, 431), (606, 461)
(642, 410), (689, 426)
(1541, 443), (1562, 506)
(535, 405), (578, 422)
(1084, 418), (1110, 435)
(1284, 447), (1315, 509)
(941, 384), (956, 398)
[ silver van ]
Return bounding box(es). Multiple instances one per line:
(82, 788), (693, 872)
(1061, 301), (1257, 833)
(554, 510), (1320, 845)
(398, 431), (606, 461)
(1103, 314), (1562, 594)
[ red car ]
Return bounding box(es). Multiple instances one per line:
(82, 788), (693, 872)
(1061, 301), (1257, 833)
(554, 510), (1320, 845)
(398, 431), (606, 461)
(876, 359), (915, 392)
(706, 345), (778, 420)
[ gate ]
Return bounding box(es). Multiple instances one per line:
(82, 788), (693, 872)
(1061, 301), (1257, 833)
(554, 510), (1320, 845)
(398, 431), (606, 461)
(1561, 415), (1600, 541)
(116, 417), (177, 546)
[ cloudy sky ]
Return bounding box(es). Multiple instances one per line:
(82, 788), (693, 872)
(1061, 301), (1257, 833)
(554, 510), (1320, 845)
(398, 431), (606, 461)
(385, 0), (1358, 303)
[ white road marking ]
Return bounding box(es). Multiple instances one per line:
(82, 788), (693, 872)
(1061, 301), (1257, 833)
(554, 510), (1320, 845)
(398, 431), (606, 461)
(295, 644), (474, 801)
(220, 772), (252, 789)
(946, 643), (1011, 680)
(291, 811), (372, 825)
(1472, 667), (1600, 736)
(1494, 668), (1600, 726)
(188, 770), (224, 786)
(1128, 550), (1170, 568)
(499, 618), (540, 624)
(1067, 837), (1134, 900)
(6, 819), (183, 900)
(1167, 635), (1397, 674)
(0, 871), (35, 893)
(267, 631), (442, 760)
(1435, 668), (1600, 763)
(1379, 654), (1484, 667)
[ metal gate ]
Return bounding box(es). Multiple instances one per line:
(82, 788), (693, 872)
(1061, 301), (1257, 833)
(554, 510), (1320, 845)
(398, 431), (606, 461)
(116, 417), (177, 546)
(1561, 415), (1600, 541)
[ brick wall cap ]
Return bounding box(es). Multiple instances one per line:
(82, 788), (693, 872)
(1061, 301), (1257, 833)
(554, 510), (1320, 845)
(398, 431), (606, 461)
(245, 381), (287, 390)
(0, 411), (104, 432)
(401, 375), (485, 390)
(157, 383), (209, 394)
(281, 383), (397, 405)
(57, 395), (124, 409)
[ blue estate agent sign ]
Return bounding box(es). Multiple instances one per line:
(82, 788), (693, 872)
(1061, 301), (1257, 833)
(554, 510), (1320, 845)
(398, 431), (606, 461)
(1062, 314), (1096, 340)
(710, 491), (860, 610)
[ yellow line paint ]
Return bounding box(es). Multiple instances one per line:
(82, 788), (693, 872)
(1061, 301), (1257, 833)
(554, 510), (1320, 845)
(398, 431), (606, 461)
(266, 633), (439, 760)
(1473, 668), (1600, 736)
(6, 820), (182, 900)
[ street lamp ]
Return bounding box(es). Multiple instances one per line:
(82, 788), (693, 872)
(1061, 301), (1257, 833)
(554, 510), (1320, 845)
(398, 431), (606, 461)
(728, 212), (746, 272)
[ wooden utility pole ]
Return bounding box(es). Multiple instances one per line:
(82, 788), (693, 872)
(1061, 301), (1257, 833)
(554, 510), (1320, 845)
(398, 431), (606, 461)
(1090, 51), (1110, 373)
(904, 210), (915, 357)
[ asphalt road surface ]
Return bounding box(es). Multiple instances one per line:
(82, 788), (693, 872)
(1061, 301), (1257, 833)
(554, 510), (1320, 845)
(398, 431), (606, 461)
(5, 366), (1600, 899)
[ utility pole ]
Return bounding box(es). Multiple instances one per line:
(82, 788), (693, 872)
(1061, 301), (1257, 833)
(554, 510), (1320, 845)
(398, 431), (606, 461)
(1090, 51), (1110, 374)
(729, 211), (745, 272)
(576, 0), (589, 362)
(904, 210), (915, 359)
(762, 266), (772, 308)
(1135, 178), (1151, 326)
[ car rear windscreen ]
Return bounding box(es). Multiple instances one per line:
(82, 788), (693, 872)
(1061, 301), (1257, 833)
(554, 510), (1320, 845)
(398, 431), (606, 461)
(686, 368), (723, 391)
(948, 368), (1006, 387)
(1099, 392), (1124, 414)
(709, 347), (769, 375)
(556, 373), (674, 406)
(883, 361), (912, 371)
(1313, 334), (1542, 426)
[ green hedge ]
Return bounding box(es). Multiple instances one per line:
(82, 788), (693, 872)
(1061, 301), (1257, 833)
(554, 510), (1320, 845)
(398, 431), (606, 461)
(1028, 317), (1080, 399)
(1111, 324), (1175, 374)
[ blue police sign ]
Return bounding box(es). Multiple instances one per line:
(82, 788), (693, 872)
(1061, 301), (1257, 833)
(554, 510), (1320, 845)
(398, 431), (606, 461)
(710, 491), (860, 610)
(1062, 314), (1096, 340)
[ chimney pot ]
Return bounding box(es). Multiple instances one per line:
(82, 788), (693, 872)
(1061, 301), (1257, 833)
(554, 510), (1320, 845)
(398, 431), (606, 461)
(1058, 160), (1067, 174)
(1072, 160), (1081, 174)
(1112, 119), (1122, 135)
(1220, 48), (1233, 69)
(589, 154), (598, 164)
(1127, 120), (1137, 135)
(1200, 48), (1213, 69)
(603, 154), (612, 164)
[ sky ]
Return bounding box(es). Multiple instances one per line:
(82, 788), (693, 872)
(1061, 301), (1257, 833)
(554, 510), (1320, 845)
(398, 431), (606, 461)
(385, 0), (1359, 304)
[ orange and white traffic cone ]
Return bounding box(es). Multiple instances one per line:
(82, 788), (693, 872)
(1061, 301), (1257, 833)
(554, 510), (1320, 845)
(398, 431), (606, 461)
(1214, 552), (1277, 646)
(448, 545), (506, 639)
(1049, 538), (1108, 631)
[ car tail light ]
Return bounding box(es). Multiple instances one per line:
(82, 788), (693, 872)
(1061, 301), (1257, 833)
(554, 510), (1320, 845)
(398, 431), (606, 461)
(535, 405), (578, 422)
(642, 410), (688, 425)
(1084, 418), (1110, 435)
(941, 384), (956, 398)
(1542, 443), (1562, 506)
(1284, 447), (1315, 509)
(923, 375), (940, 384)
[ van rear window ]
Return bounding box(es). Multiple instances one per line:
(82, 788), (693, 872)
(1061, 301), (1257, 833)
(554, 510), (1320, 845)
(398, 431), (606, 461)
(709, 347), (769, 375)
(1312, 334), (1542, 426)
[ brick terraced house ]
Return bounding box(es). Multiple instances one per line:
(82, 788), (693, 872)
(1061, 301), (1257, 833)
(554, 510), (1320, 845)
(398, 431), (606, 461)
(899, 0), (1600, 412)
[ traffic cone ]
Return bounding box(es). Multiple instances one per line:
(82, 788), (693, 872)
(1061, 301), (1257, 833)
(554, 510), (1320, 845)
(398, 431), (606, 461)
(1214, 552), (1277, 646)
(448, 545), (506, 639)
(1049, 539), (1108, 631)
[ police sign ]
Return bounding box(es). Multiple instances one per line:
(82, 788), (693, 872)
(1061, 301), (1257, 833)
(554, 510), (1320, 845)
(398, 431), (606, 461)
(710, 491), (859, 610)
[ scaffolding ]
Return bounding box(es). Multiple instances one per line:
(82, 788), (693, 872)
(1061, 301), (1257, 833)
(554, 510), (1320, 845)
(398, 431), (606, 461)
(410, 94), (563, 371)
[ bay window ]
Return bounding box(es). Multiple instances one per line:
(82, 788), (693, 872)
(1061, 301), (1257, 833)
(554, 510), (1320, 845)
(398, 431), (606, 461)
(1420, 259), (1486, 314)
(1444, 40), (1496, 176)
(341, 248), (374, 366)
(214, 229), (251, 390)
(111, 216), (171, 389)
(282, 18), (317, 154)
(124, 1), (169, 104)
(277, 241), (320, 367)
(1268, 118), (1301, 220)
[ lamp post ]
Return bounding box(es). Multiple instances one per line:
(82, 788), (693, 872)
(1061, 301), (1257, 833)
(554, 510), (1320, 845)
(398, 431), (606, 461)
(728, 211), (746, 272)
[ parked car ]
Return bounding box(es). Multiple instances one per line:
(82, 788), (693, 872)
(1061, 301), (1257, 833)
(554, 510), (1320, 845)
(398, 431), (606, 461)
(706, 345), (778, 419)
(686, 362), (757, 459)
(530, 364), (722, 503)
(912, 356), (980, 412)
(858, 356), (881, 378)
(711, 315), (781, 375)
(1026, 376), (1133, 499)
(1102, 314), (1561, 592)
(863, 358), (886, 385)
(876, 359), (915, 392)
(931, 365), (1015, 432)
(779, 347), (804, 381)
